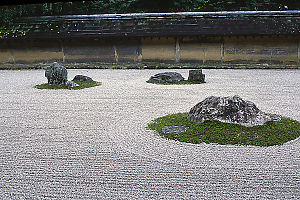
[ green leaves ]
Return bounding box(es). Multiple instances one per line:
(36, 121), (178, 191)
(1, 0), (298, 28)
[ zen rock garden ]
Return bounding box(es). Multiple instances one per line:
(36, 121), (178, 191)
(36, 62), (300, 146)
(35, 62), (101, 90)
(147, 69), (205, 84)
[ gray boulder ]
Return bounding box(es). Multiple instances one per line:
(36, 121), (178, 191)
(66, 81), (80, 88)
(148, 72), (184, 82)
(188, 70), (205, 82)
(45, 62), (67, 85)
(188, 95), (271, 127)
(73, 75), (95, 82)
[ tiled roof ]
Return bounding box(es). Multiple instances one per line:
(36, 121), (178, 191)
(1, 11), (300, 40)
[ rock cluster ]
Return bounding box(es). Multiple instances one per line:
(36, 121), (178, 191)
(148, 70), (205, 83)
(44, 62), (98, 88)
(148, 72), (184, 82)
(188, 95), (271, 127)
(45, 62), (67, 84)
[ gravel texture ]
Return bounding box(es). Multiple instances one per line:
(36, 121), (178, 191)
(0, 69), (299, 199)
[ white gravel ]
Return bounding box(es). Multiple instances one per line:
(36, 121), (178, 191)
(0, 69), (299, 199)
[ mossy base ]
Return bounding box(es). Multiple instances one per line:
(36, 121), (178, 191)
(35, 81), (101, 90)
(147, 113), (300, 146)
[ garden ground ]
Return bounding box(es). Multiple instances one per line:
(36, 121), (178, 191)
(0, 69), (299, 199)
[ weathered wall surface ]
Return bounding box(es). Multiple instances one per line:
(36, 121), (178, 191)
(141, 37), (175, 62)
(224, 36), (299, 64)
(179, 37), (223, 64)
(0, 35), (299, 65)
(63, 39), (115, 63)
(1, 39), (63, 63)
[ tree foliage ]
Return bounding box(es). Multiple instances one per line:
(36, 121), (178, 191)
(1, 0), (299, 26)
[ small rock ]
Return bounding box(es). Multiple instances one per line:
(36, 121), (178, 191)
(148, 72), (184, 82)
(270, 116), (281, 121)
(73, 75), (95, 82)
(162, 126), (189, 134)
(66, 81), (80, 87)
(188, 70), (205, 82)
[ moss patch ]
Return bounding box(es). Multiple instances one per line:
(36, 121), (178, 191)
(147, 113), (300, 146)
(35, 81), (101, 90)
(146, 80), (205, 85)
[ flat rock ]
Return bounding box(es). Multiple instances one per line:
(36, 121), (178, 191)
(73, 75), (95, 82)
(270, 116), (281, 121)
(148, 72), (184, 82)
(162, 126), (189, 134)
(188, 95), (271, 127)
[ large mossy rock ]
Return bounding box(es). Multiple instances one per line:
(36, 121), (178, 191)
(148, 72), (184, 82)
(45, 62), (67, 84)
(188, 95), (271, 127)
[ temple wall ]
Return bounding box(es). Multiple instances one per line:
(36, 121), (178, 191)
(179, 37), (223, 63)
(0, 35), (299, 65)
(141, 37), (175, 62)
(223, 36), (299, 64)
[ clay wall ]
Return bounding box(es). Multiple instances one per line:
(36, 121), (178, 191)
(0, 35), (299, 65)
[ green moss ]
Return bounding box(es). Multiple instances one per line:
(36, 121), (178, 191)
(146, 80), (205, 85)
(34, 80), (101, 90)
(147, 113), (300, 146)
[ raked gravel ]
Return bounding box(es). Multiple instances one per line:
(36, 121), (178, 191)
(0, 69), (299, 199)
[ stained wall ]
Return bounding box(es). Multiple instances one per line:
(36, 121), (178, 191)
(0, 35), (299, 65)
